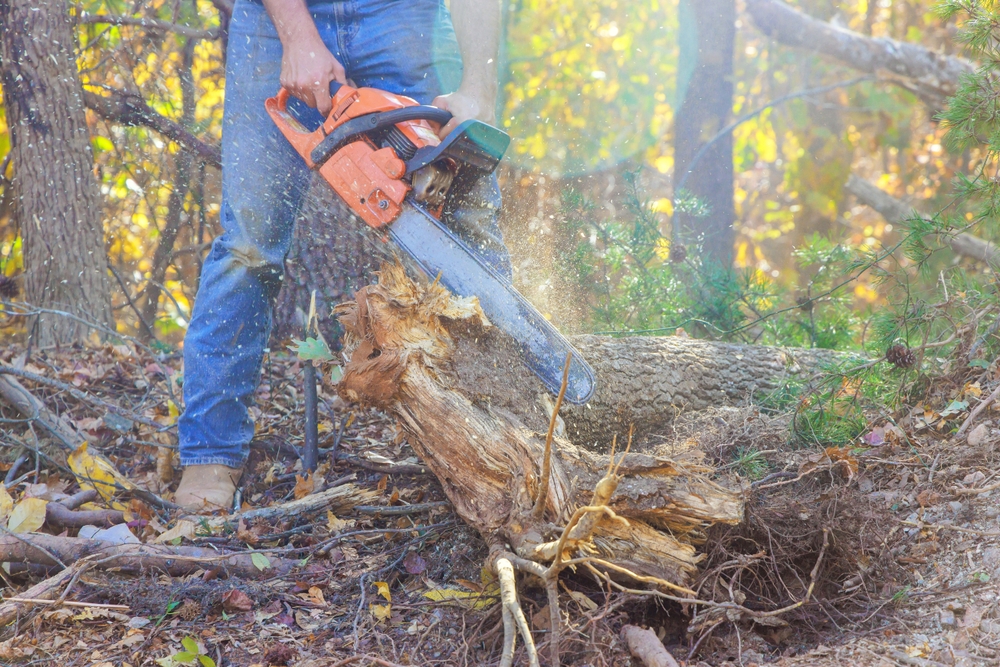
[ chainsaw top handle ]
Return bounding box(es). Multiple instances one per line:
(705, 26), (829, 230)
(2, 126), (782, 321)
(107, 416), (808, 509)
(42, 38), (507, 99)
(309, 105), (452, 166)
(264, 85), (452, 168)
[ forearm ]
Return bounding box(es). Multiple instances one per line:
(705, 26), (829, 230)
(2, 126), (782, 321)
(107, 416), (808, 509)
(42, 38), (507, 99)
(262, 0), (322, 47)
(449, 0), (500, 107)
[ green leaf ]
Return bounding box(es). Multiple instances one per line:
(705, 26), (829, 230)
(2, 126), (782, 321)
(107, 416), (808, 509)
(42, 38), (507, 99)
(288, 337), (334, 363)
(251, 552), (271, 570)
(970, 359), (991, 369)
(182, 637), (199, 654)
(198, 655), (217, 667)
(92, 136), (114, 152)
(329, 365), (344, 383)
(174, 652), (196, 663)
(155, 658), (175, 667)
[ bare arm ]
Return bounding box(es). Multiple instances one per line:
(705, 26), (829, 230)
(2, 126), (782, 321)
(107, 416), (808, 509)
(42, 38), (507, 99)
(431, 0), (501, 137)
(262, 0), (346, 116)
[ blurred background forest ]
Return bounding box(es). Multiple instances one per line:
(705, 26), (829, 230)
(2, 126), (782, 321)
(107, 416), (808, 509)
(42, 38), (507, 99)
(0, 0), (995, 359)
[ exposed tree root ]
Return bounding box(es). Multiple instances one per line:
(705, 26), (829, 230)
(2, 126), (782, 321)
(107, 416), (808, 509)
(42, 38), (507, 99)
(331, 263), (747, 664)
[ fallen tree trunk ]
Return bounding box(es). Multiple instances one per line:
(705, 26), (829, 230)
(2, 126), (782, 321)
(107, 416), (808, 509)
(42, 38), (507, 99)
(561, 335), (844, 447)
(845, 175), (1000, 266)
(337, 265), (831, 587)
(745, 0), (973, 109)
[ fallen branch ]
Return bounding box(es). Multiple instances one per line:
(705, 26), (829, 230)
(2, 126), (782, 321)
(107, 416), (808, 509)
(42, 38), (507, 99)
(0, 534), (300, 578)
(0, 564), (78, 628)
(45, 500), (124, 529)
(0, 374), (82, 456)
(745, 0), (972, 108)
(198, 481), (379, 530)
(83, 89), (221, 166)
(846, 175), (1000, 265)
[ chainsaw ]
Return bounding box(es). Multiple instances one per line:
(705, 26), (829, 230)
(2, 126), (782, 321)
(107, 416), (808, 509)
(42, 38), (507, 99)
(265, 84), (596, 404)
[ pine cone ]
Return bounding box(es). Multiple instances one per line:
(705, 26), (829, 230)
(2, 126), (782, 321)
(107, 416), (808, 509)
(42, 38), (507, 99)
(886, 344), (916, 368)
(669, 242), (687, 263)
(0, 274), (17, 300)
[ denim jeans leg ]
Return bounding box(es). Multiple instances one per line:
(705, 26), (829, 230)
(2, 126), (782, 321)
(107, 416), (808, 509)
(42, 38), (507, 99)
(179, 0), (327, 468)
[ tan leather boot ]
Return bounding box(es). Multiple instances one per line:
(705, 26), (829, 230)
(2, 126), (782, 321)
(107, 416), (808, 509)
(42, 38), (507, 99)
(174, 464), (241, 512)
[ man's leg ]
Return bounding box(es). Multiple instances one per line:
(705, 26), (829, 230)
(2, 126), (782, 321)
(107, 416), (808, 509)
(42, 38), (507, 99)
(177, 0), (327, 510)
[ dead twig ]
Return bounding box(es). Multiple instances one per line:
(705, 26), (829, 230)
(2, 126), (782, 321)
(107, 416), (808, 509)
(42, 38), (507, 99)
(957, 382), (1000, 436)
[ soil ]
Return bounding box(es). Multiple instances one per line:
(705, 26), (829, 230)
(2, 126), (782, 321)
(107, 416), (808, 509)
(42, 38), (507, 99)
(2, 343), (1000, 666)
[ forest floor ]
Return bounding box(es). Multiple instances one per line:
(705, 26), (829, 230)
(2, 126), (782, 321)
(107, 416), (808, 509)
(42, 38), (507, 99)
(1, 342), (1000, 667)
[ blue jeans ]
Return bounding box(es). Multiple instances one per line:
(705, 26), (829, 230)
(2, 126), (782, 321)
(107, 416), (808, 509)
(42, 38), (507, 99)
(179, 0), (510, 467)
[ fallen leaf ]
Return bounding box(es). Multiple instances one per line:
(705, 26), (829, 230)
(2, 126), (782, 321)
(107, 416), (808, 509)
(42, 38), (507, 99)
(402, 551), (427, 575)
(294, 610), (321, 631)
(374, 581), (391, 603)
(8, 497), (47, 533)
(221, 589), (253, 613)
(68, 442), (133, 506)
(0, 485), (13, 522)
(567, 590), (598, 611)
(369, 603), (391, 622)
(301, 586), (326, 606)
(251, 552), (271, 571)
(422, 586), (497, 610)
(325, 511), (353, 534)
(154, 520), (196, 544)
(293, 473), (314, 500)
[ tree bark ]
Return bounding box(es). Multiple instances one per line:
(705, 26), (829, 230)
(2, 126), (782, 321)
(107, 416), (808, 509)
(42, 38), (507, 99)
(270, 176), (383, 346)
(845, 175), (1000, 266)
(324, 264), (862, 590)
(561, 334), (844, 448)
(673, 0), (736, 267)
(0, 0), (114, 347)
(745, 0), (972, 109)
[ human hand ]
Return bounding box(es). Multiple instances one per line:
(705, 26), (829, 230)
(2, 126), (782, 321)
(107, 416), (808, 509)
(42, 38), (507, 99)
(280, 38), (347, 117)
(431, 85), (496, 138)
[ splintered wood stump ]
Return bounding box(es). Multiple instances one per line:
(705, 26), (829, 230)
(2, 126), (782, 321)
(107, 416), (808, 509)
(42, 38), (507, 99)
(334, 264), (744, 589)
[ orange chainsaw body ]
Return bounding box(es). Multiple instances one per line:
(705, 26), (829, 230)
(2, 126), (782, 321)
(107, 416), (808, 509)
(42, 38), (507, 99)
(264, 86), (443, 229)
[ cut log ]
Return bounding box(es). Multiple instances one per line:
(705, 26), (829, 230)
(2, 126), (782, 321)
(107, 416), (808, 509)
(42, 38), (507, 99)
(745, 0), (972, 109)
(333, 263), (747, 590)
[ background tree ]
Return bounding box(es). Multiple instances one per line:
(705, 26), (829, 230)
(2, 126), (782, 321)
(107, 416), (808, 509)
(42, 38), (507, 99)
(672, 0), (737, 267)
(0, 0), (113, 346)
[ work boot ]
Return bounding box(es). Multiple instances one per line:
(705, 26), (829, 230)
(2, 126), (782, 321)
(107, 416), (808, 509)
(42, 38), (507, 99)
(174, 464), (241, 512)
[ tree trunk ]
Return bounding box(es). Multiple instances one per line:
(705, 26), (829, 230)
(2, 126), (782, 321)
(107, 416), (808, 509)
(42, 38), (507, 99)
(330, 264), (854, 589)
(0, 0), (113, 347)
(673, 0), (736, 267)
(745, 0), (972, 109)
(561, 334), (845, 447)
(270, 176), (383, 346)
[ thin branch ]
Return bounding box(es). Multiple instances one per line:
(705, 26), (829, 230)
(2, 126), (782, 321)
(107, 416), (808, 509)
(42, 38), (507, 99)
(83, 89), (221, 167)
(78, 13), (219, 40)
(674, 76), (873, 199)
